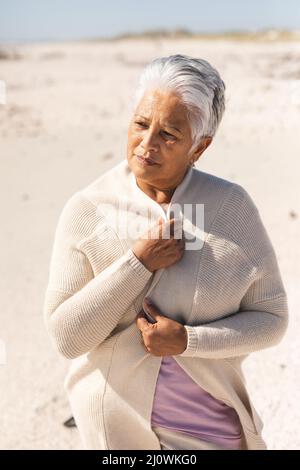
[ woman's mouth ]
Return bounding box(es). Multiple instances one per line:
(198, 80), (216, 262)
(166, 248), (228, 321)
(135, 154), (158, 166)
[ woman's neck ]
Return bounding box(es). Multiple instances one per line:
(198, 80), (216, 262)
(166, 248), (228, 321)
(135, 180), (176, 204)
(135, 167), (190, 204)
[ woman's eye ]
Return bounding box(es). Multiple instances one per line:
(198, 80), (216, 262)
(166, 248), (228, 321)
(135, 121), (147, 127)
(134, 122), (176, 140)
(162, 130), (176, 140)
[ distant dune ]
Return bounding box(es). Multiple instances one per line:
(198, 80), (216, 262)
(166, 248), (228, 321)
(94, 28), (300, 42)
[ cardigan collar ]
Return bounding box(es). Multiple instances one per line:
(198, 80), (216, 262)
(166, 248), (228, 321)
(128, 163), (194, 221)
(127, 162), (195, 300)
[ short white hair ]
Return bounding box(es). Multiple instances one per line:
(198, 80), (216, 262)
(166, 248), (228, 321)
(131, 54), (226, 154)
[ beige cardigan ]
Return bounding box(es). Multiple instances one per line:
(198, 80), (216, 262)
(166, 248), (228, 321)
(43, 159), (288, 450)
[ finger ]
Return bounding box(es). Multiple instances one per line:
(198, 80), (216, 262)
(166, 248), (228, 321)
(136, 312), (151, 332)
(167, 218), (183, 238)
(143, 299), (163, 321)
(160, 219), (174, 239)
(136, 317), (151, 332)
(177, 234), (185, 245)
(149, 217), (164, 239)
(173, 218), (184, 240)
(168, 219), (175, 237)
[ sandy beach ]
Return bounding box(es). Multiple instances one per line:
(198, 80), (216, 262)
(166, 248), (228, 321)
(0, 37), (299, 449)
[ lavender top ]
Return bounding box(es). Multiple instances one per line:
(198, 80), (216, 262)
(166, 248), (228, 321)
(150, 202), (243, 449)
(151, 356), (243, 449)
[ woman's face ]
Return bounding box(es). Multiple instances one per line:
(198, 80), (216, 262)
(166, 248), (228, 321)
(127, 88), (201, 190)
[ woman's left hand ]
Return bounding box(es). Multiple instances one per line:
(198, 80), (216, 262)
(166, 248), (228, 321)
(135, 299), (188, 356)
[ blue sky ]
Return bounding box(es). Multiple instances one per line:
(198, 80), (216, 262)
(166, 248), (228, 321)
(0, 0), (299, 42)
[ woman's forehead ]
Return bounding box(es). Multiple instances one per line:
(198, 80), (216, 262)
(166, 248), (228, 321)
(134, 90), (188, 127)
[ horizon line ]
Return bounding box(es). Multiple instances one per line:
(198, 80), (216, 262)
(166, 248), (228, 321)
(1, 27), (300, 46)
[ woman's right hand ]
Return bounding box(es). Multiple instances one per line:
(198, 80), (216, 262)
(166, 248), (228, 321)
(132, 217), (185, 272)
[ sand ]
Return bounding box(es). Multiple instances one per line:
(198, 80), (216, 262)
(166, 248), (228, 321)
(0, 37), (299, 449)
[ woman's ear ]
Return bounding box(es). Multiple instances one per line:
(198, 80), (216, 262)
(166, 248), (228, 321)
(189, 136), (213, 165)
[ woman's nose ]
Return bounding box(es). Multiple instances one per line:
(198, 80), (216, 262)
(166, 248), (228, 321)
(141, 129), (159, 152)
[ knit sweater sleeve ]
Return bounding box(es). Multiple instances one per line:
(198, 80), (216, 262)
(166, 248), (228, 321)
(179, 185), (289, 359)
(43, 192), (153, 359)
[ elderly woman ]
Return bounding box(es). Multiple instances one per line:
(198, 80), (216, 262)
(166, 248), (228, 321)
(43, 54), (288, 451)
